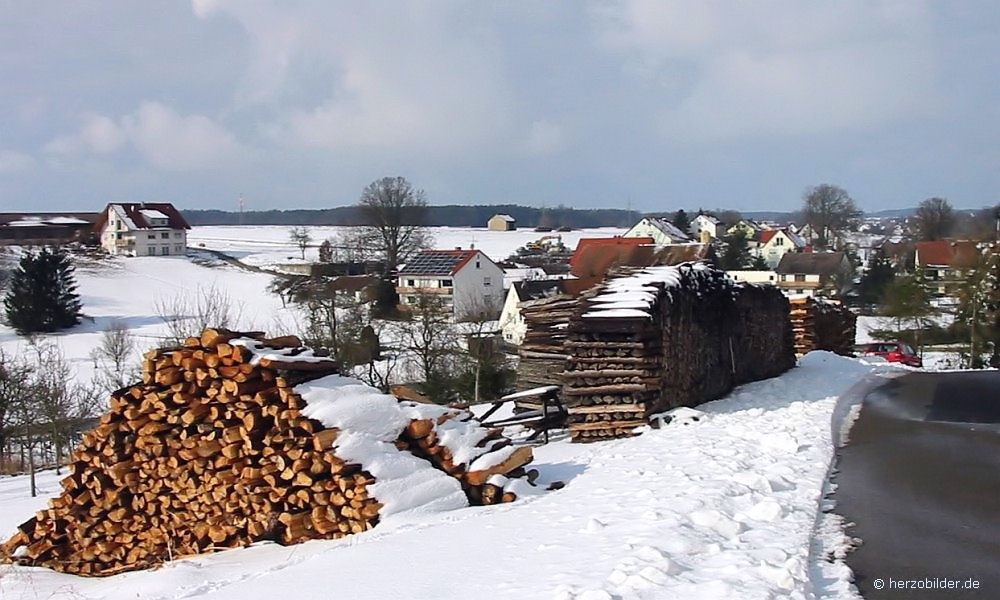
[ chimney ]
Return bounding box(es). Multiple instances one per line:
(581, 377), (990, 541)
(455, 246), (461, 250)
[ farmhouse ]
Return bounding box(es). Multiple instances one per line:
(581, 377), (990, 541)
(622, 217), (690, 245)
(689, 213), (722, 241)
(397, 248), (505, 320)
(487, 214), (517, 231)
(915, 240), (983, 299)
(0, 212), (98, 246)
(95, 203), (190, 257)
(754, 228), (807, 268)
(775, 252), (852, 297)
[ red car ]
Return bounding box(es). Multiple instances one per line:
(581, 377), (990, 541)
(857, 342), (923, 368)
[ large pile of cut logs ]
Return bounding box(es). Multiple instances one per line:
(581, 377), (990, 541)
(1, 329), (532, 576)
(516, 294), (579, 395)
(789, 297), (856, 356)
(563, 264), (795, 442)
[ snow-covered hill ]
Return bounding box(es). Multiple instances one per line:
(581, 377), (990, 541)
(1, 352), (874, 600)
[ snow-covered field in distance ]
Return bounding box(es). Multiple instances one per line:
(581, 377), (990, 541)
(1, 351), (876, 600)
(188, 225), (628, 268)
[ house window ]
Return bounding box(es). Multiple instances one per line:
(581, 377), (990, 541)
(476, 261), (481, 268)
(148, 233), (156, 240)
(406, 279), (415, 287)
(161, 232), (169, 239)
(794, 274), (806, 282)
(775, 237), (784, 246)
(780, 275), (787, 282)
(174, 245), (182, 252)
(161, 246), (170, 256)
(175, 232), (182, 238)
(484, 277), (492, 286)
(795, 289), (804, 294)
(442, 279), (452, 287)
(147, 247), (155, 256)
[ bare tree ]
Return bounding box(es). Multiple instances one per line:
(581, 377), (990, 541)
(355, 177), (433, 276)
(913, 197), (955, 241)
(90, 320), (140, 393)
(400, 292), (459, 402)
(802, 184), (862, 249)
(289, 227), (312, 260)
(154, 283), (247, 344)
(0, 349), (32, 473)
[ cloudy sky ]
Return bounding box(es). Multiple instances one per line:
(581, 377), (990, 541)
(1, 1), (998, 212)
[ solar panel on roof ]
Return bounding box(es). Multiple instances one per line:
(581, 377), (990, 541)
(399, 251), (469, 275)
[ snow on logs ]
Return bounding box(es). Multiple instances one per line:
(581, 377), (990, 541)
(1, 329), (533, 576)
(564, 264), (796, 442)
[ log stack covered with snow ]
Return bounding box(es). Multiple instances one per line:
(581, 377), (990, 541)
(1, 329), (532, 576)
(515, 294), (581, 396)
(564, 264), (795, 441)
(788, 297), (856, 356)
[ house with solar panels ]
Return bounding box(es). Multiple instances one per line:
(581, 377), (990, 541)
(95, 203), (191, 257)
(396, 248), (505, 320)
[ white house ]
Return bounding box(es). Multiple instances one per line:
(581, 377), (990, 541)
(725, 270), (778, 286)
(753, 228), (807, 268)
(689, 214), (722, 241)
(726, 219), (766, 238)
(397, 249), (505, 320)
(498, 278), (597, 345)
(622, 217), (690, 245)
(96, 203), (190, 257)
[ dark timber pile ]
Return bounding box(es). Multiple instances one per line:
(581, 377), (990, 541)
(1, 329), (531, 576)
(515, 295), (579, 402)
(563, 264), (795, 442)
(789, 297), (856, 356)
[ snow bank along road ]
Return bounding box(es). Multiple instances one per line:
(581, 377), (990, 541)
(0, 352), (875, 600)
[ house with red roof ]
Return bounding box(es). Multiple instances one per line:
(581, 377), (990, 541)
(915, 240), (985, 298)
(754, 228), (807, 268)
(95, 203), (191, 257)
(396, 248), (505, 320)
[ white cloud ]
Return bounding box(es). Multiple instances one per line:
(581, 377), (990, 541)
(44, 103), (242, 171)
(0, 150), (36, 173)
(593, 0), (939, 139)
(523, 120), (565, 156)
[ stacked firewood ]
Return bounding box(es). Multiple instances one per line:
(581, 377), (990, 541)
(564, 264), (795, 442)
(788, 297), (856, 356)
(516, 294), (580, 391)
(1, 329), (532, 576)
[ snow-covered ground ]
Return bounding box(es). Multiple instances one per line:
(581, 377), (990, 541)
(1, 352), (877, 600)
(0, 253), (292, 386)
(188, 225), (627, 268)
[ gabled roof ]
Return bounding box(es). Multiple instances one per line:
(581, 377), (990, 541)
(398, 249), (485, 276)
(756, 228), (806, 248)
(694, 214), (721, 224)
(571, 238), (713, 279)
(915, 240), (981, 268)
(571, 237), (654, 277)
(776, 252), (849, 275)
(491, 214), (515, 222)
(642, 217), (690, 242)
(95, 203), (190, 232)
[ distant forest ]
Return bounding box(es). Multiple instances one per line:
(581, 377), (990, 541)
(184, 204), (805, 228)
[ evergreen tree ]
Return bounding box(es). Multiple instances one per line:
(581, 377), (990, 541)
(957, 248), (1000, 368)
(719, 231), (752, 270)
(881, 270), (933, 352)
(750, 254), (769, 270)
(3, 248), (82, 334)
(672, 209), (690, 233)
(318, 239), (333, 263)
(858, 251), (895, 306)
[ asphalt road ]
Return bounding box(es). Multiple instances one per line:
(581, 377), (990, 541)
(831, 371), (1000, 599)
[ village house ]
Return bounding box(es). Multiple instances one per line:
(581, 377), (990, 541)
(0, 212), (98, 246)
(775, 252), (852, 298)
(726, 219), (767, 238)
(498, 278), (599, 345)
(914, 240), (983, 300)
(397, 248), (505, 320)
(95, 203), (190, 257)
(753, 228), (807, 268)
(622, 217), (690, 245)
(487, 214), (517, 231)
(725, 270), (778, 286)
(689, 214), (722, 242)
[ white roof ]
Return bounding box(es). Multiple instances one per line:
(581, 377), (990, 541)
(110, 204), (138, 229)
(646, 217), (690, 242)
(695, 214), (721, 224)
(140, 209), (170, 220)
(46, 216), (90, 224)
(492, 214), (516, 222)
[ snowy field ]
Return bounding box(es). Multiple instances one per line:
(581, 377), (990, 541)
(188, 225), (627, 268)
(1, 351), (878, 599)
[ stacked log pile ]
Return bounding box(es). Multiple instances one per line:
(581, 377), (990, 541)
(563, 264), (795, 442)
(788, 297), (856, 356)
(516, 294), (579, 394)
(1, 329), (532, 576)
